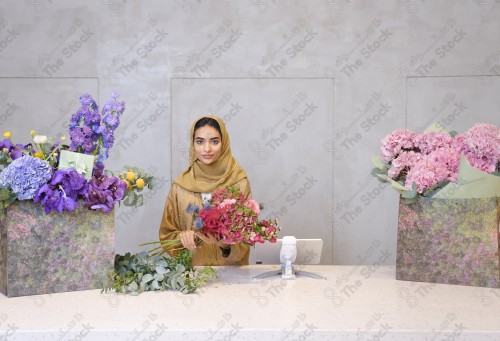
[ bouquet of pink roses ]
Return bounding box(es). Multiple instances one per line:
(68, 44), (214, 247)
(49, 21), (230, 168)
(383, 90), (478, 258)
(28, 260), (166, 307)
(372, 123), (500, 201)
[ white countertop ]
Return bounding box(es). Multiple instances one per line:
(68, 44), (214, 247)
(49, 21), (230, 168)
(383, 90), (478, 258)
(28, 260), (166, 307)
(1, 265), (499, 340)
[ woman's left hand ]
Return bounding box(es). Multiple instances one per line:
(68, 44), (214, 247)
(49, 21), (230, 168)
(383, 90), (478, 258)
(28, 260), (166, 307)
(195, 231), (229, 250)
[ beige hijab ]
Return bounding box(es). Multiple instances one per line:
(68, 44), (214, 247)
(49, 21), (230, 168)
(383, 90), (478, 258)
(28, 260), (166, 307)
(173, 116), (247, 193)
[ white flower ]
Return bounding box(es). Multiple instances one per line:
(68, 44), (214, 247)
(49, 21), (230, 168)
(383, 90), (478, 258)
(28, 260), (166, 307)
(33, 135), (48, 144)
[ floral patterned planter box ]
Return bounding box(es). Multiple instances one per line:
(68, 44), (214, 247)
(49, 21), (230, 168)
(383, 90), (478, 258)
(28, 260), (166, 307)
(0, 201), (114, 297)
(396, 197), (500, 288)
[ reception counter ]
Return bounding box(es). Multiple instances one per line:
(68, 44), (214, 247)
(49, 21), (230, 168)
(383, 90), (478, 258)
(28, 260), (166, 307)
(1, 265), (499, 340)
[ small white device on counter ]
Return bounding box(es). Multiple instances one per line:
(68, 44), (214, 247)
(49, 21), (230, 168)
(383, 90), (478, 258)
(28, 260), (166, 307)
(280, 236), (297, 279)
(252, 236), (326, 280)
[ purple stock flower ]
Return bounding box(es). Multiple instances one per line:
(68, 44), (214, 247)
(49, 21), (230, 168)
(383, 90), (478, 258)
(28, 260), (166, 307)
(79, 93), (97, 108)
(69, 93), (101, 155)
(96, 93), (125, 163)
(68, 92), (125, 163)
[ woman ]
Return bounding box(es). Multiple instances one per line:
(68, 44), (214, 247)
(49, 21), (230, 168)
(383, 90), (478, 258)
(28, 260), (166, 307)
(159, 116), (251, 266)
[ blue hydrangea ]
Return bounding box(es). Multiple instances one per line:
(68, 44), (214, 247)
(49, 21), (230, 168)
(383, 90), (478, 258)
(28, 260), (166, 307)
(0, 155), (53, 200)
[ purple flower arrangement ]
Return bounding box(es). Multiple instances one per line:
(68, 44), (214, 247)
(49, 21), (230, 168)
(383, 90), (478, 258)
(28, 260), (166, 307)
(0, 92), (150, 215)
(373, 123), (500, 196)
(69, 92), (125, 163)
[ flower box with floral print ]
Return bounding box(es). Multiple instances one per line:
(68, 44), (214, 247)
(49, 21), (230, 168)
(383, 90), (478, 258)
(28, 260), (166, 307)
(0, 200), (114, 297)
(372, 123), (500, 288)
(396, 197), (499, 288)
(0, 93), (155, 297)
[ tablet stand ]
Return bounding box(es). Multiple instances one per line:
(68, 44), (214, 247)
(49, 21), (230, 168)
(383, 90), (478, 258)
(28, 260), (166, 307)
(252, 261), (327, 280)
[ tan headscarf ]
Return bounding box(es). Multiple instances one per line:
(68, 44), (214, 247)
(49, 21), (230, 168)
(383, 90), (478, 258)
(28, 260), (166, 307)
(173, 116), (247, 193)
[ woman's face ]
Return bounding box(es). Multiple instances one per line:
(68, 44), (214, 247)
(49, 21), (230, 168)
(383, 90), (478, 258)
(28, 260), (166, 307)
(193, 125), (222, 165)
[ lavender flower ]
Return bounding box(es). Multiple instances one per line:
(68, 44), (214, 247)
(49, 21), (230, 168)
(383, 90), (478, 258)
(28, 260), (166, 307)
(0, 155), (52, 200)
(34, 168), (88, 214)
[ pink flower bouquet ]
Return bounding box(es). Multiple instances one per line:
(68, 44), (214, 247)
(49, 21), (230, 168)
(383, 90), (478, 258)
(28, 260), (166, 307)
(189, 186), (280, 245)
(372, 123), (500, 201)
(148, 186), (281, 255)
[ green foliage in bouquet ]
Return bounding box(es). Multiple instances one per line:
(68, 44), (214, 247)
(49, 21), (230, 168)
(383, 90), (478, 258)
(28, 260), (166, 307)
(103, 249), (218, 295)
(109, 166), (156, 207)
(0, 186), (16, 211)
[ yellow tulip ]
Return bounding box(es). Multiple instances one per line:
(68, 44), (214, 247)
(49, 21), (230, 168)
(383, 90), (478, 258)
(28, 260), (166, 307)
(3, 131), (12, 139)
(125, 180), (132, 190)
(136, 178), (145, 189)
(34, 152), (44, 159)
(30, 130), (36, 137)
(126, 171), (136, 182)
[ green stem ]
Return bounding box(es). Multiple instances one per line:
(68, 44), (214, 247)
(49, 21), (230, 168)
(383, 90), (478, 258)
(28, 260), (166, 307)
(45, 139), (65, 163)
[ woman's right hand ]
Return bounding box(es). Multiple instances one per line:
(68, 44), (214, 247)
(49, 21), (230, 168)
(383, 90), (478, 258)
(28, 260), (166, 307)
(179, 230), (197, 250)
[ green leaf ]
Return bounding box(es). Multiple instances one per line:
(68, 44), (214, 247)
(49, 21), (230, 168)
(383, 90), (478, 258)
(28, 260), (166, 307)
(0, 187), (10, 201)
(141, 274), (153, 283)
(371, 156), (385, 170)
(124, 191), (138, 206)
(376, 174), (408, 192)
(154, 273), (164, 281)
(151, 280), (160, 290)
(401, 182), (417, 199)
(156, 265), (168, 275)
(128, 281), (138, 291)
(370, 167), (381, 177)
(135, 195), (144, 207)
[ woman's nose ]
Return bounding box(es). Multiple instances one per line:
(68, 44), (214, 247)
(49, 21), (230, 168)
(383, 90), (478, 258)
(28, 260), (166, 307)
(203, 142), (211, 152)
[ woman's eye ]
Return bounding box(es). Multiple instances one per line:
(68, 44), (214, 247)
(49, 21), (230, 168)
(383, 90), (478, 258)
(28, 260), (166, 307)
(196, 140), (203, 145)
(211, 140), (219, 145)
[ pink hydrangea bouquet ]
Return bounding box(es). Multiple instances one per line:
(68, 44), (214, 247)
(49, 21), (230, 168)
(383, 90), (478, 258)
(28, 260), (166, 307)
(372, 123), (500, 201)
